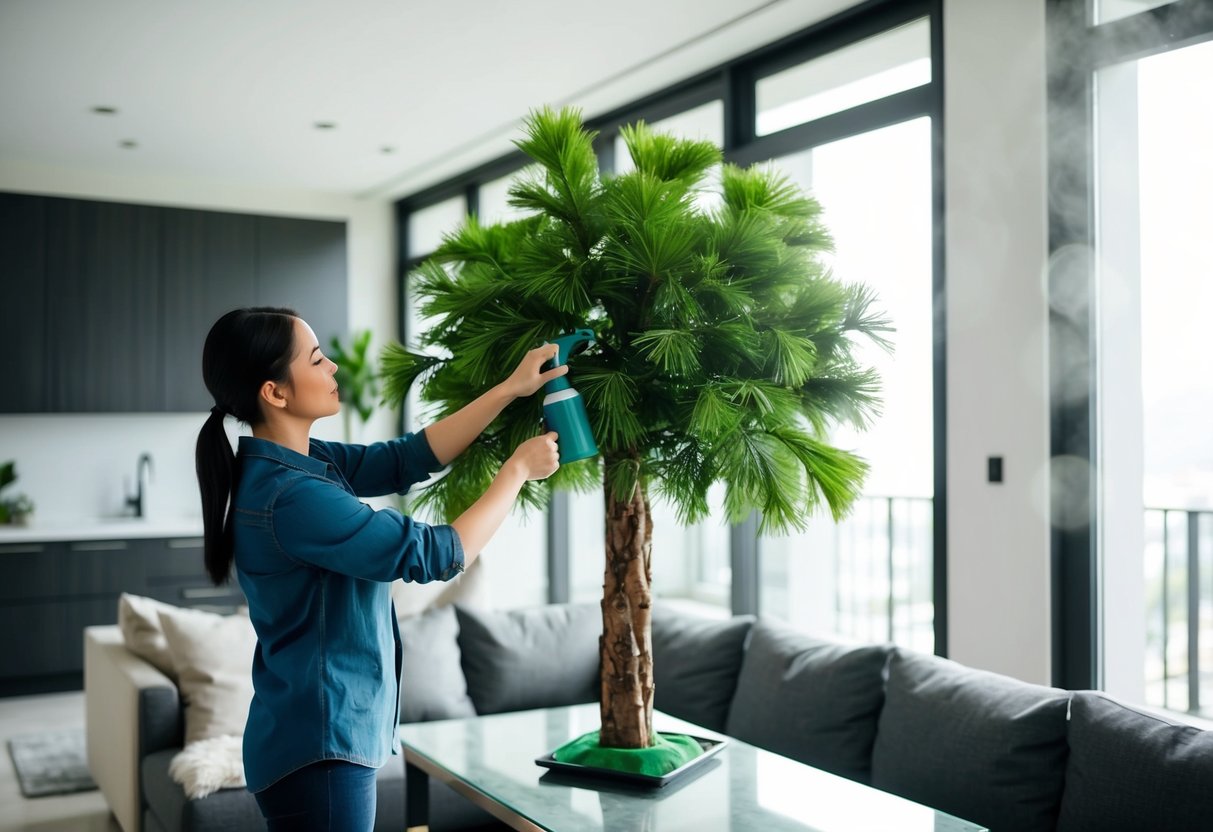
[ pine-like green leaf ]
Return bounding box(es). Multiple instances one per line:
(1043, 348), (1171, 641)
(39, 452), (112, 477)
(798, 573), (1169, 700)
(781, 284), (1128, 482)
(690, 384), (743, 438)
(799, 366), (884, 433)
(842, 283), (896, 353)
(720, 163), (818, 218)
(763, 328), (818, 387)
(378, 343), (444, 408)
(577, 369), (645, 448)
(633, 329), (701, 375)
(769, 427), (869, 522)
(619, 121), (722, 186)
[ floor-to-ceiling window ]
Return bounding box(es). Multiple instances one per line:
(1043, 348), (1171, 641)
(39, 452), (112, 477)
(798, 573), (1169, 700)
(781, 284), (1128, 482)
(402, 191), (549, 609)
(397, 0), (944, 647)
(1049, 0), (1213, 714)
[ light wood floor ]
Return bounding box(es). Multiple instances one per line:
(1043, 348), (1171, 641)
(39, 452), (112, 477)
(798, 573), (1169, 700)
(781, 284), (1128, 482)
(0, 691), (120, 832)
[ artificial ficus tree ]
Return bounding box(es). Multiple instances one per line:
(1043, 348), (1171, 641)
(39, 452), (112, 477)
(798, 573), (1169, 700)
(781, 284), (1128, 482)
(381, 106), (890, 750)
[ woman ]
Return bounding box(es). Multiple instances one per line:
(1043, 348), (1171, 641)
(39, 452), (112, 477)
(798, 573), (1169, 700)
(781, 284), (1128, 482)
(194, 307), (563, 831)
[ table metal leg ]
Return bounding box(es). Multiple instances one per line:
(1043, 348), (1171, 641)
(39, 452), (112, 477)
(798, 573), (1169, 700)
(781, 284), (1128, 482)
(405, 760), (430, 829)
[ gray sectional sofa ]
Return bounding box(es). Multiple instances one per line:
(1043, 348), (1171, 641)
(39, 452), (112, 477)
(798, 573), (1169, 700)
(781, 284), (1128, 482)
(85, 601), (1213, 832)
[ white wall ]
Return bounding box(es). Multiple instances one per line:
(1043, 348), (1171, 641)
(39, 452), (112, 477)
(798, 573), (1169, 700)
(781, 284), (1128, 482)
(943, 0), (1052, 684)
(0, 161), (398, 524)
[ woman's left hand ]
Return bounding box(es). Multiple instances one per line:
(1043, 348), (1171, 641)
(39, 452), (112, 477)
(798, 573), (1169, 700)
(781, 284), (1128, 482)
(501, 343), (569, 398)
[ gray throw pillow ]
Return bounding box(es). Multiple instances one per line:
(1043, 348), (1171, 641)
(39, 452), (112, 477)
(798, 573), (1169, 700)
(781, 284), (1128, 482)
(398, 604), (476, 723)
(871, 649), (1070, 832)
(725, 619), (890, 783)
(1057, 691), (1213, 832)
(455, 602), (599, 715)
(651, 605), (754, 733)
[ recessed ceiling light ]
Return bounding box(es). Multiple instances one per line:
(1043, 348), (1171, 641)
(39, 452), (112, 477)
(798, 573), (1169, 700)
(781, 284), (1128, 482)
(119, 140), (138, 149)
(314, 121), (336, 130)
(92, 106), (118, 115)
(381, 146), (395, 154)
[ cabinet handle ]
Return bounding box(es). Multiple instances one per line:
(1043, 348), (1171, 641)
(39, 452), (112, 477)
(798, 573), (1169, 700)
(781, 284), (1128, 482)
(168, 538), (205, 549)
(70, 540), (129, 552)
(181, 587), (236, 600)
(0, 544), (45, 554)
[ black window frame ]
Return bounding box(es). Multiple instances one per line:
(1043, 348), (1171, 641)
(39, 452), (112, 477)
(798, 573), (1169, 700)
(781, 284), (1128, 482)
(396, 0), (947, 655)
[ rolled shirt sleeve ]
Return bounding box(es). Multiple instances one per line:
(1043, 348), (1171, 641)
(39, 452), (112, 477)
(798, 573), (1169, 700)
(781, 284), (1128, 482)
(271, 475), (464, 583)
(309, 430), (446, 498)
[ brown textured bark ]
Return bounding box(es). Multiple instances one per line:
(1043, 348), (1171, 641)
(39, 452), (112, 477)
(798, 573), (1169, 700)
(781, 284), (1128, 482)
(599, 462), (654, 749)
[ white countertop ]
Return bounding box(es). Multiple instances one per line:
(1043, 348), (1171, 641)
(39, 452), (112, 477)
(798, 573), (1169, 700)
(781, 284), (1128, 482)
(0, 516), (205, 544)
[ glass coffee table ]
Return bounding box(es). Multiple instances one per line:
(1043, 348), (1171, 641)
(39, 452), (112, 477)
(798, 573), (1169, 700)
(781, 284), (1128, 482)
(399, 704), (988, 831)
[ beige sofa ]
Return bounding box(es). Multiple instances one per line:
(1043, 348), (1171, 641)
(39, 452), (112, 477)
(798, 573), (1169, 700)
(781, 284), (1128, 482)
(84, 626), (177, 832)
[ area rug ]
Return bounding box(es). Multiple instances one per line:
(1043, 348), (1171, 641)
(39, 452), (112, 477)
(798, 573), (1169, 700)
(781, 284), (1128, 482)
(6, 727), (98, 798)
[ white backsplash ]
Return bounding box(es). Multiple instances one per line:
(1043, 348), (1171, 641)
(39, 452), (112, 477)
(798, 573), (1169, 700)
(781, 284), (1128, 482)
(0, 411), (349, 525)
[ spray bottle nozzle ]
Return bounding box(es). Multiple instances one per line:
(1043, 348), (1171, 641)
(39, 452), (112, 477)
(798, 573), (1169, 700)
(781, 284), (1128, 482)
(543, 329), (596, 393)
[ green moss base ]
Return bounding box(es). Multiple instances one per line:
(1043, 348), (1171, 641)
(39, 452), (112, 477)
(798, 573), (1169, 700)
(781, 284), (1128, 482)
(552, 730), (703, 776)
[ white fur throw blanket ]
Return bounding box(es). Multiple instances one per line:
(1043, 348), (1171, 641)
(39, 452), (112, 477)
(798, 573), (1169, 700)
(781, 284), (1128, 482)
(169, 734), (245, 798)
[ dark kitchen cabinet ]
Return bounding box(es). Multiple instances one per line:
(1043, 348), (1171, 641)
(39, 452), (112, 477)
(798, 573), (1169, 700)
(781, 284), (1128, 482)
(161, 209), (259, 411)
(0, 191), (348, 413)
(0, 193), (48, 412)
(44, 198), (163, 412)
(256, 215), (348, 354)
(0, 536), (245, 696)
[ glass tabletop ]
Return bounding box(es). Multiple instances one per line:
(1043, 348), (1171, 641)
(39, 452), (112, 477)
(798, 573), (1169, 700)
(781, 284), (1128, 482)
(399, 704), (987, 832)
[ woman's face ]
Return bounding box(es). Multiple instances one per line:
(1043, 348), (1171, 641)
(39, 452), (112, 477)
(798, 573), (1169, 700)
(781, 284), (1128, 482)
(282, 317), (340, 419)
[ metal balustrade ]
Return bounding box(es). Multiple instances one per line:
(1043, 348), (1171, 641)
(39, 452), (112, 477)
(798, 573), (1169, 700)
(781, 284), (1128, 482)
(1145, 508), (1213, 716)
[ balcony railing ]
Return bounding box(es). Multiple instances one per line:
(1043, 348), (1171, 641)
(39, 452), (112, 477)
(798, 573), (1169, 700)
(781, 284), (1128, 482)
(759, 495), (935, 654)
(1145, 508), (1213, 716)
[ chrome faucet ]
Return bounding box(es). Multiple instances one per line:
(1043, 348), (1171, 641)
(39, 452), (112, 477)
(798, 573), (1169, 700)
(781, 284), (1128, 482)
(125, 452), (154, 518)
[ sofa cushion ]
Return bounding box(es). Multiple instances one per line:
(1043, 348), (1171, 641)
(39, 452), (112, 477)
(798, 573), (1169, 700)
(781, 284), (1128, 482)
(157, 606), (256, 745)
(455, 602), (599, 715)
(143, 749), (410, 832)
(1057, 691), (1213, 832)
(118, 593), (181, 679)
(651, 605), (754, 733)
(398, 604), (476, 723)
(724, 619), (889, 783)
(142, 749), (264, 832)
(871, 649), (1070, 832)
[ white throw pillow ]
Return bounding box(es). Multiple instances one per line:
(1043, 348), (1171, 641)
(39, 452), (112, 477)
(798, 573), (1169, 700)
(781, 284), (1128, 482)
(157, 605), (256, 745)
(390, 552), (489, 618)
(117, 593), (180, 679)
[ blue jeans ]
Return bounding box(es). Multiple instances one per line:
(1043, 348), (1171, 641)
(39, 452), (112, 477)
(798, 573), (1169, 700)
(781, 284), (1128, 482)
(253, 759), (377, 832)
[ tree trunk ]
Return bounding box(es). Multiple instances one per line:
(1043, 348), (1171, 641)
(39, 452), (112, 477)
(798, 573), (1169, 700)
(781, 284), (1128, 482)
(599, 468), (654, 749)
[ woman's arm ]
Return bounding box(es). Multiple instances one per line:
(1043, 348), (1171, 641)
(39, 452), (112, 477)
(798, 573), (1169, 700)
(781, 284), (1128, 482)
(450, 433), (559, 565)
(422, 344), (568, 467)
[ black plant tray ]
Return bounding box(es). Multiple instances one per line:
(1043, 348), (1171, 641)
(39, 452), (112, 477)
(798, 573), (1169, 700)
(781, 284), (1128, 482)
(535, 733), (727, 788)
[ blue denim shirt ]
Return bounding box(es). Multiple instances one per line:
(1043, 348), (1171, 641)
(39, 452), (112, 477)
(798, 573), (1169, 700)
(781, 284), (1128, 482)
(231, 431), (464, 793)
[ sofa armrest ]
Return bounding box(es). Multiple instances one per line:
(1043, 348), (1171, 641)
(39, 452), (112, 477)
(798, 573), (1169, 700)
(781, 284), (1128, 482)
(85, 625), (181, 832)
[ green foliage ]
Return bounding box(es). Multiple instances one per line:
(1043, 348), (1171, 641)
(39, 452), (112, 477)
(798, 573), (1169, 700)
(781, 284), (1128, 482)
(380, 106), (891, 531)
(330, 330), (379, 424)
(0, 461), (33, 525)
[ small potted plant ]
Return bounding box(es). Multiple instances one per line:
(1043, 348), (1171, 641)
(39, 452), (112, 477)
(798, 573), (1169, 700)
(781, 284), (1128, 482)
(0, 461), (35, 526)
(330, 329), (380, 443)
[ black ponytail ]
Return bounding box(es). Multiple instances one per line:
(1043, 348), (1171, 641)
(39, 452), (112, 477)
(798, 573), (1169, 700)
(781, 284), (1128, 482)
(195, 307), (298, 585)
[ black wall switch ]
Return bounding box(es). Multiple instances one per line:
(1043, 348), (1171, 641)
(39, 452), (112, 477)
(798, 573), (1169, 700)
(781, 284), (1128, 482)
(988, 456), (1004, 483)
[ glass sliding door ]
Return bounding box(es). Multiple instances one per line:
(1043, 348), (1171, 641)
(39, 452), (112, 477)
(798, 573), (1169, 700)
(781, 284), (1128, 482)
(1095, 36), (1213, 715)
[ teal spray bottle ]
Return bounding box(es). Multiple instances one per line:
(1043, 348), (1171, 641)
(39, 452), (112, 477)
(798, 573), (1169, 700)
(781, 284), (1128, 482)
(542, 329), (599, 464)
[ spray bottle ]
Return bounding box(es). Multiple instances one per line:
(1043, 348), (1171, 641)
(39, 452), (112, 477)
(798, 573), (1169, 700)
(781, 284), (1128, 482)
(542, 329), (599, 464)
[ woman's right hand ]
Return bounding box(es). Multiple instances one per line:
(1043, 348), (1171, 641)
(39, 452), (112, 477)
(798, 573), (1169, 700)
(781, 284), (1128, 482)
(507, 432), (560, 481)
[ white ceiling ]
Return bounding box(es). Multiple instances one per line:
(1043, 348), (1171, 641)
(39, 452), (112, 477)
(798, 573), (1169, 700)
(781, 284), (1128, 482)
(0, 0), (855, 200)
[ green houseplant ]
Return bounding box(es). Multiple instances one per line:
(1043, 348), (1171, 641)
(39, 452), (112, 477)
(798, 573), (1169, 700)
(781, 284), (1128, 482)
(329, 329), (379, 443)
(381, 107), (889, 766)
(0, 461), (34, 526)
